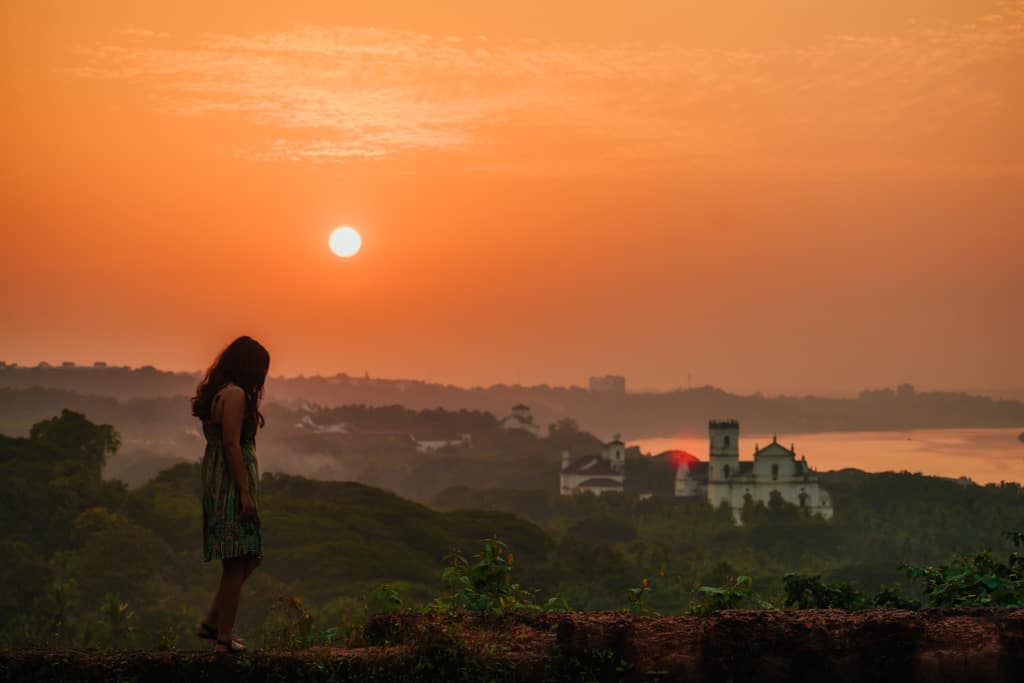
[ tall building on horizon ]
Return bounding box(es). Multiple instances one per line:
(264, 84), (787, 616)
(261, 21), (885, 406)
(589, 375), (626, 394)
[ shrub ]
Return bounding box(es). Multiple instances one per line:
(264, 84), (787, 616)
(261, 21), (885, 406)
(262, 596), (314, 650)
(625, 577), (657, 616)
(902, 530), (1024, 607)
(439, 537), (566, 614)
(687, 575), (753, 615)
(782, 573), (920, 610)
(782, 573), (870, 610)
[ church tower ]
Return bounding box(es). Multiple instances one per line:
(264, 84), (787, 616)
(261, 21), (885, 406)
(604, 437), (626, 473)
(708, 419), (739, 481)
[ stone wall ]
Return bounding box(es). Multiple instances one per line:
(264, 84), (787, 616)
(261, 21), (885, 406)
(4, 609), (1022, 682)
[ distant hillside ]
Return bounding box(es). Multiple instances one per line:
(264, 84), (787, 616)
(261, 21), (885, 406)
(3, 364), (1023, 439)
(0, 386), (601, 497)
(0, 413), (554, 647)
(140, 464), (552, 606)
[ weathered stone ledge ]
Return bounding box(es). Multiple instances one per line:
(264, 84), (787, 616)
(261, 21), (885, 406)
(4, 609), (1023, 682)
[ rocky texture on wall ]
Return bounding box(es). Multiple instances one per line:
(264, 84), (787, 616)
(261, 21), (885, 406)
(4, 609), (1023, 682)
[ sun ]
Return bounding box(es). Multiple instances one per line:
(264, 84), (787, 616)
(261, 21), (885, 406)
(329, 227), (362, 258)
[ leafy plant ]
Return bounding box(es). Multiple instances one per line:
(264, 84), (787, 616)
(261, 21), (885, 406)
(99, 594), (134, 647)
(368, 583), (405, 613)
(439, 537), (560, 614)
(540, 595), (571, 612)
(262, 596), (315, 650)
(625, 578), (658, 616)
(156, 625), (178, 651)
(782, 573), (870, 610)
(871, 583), (920, 610)
(902, 530), (1024, 607)
(782, 573), (921, 610)
(686, 575), (752, 615)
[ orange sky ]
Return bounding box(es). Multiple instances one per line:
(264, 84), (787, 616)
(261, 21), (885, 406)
(2, 1), (1022, 394)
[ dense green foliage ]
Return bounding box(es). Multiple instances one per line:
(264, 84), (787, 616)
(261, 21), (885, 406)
(901, 531), (1024, 607)
(0, 412), (551, 648)
(779, 573), (920, 610)
(431, 469), (1024, 613)
(5, 411), (1024, 651)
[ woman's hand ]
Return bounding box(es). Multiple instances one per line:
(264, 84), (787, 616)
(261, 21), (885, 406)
(239, 490), (257, 521)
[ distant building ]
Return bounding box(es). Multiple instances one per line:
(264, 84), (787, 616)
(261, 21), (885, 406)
(413, 432), (473, 453)
(61, 361), (75, 367)
(675, 420), (834, 524)
(293, 414), (350, 434)
(560, 438), (626, 495)
(500, 404), (541, 436)
(589, 375), (626, 394)
(93, 361), (108, 368)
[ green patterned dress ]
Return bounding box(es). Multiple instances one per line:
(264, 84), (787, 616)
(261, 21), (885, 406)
(202, 412), (262, 561)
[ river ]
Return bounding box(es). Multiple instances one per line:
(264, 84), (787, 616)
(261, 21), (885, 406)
(631, 427), (1024, 485)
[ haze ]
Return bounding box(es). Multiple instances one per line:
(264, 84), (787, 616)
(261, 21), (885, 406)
(2, 0), (1021, 394)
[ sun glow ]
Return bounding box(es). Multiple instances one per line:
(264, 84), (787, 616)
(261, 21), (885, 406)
(329, 227), (362, 258)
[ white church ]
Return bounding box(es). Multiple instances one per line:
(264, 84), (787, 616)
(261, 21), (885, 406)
(676, 419), (834, 523)
(559, 438), (626, 496)
(501, 404), (541, 437)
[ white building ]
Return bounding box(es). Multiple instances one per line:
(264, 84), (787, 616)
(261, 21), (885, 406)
(501, 404), (541, 436)
(413, 432), (473, 453)
(560, 439), (626, 495)
(675, 420), (834, 524)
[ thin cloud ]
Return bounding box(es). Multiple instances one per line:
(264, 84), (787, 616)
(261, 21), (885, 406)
(67, 2), (1024, 168)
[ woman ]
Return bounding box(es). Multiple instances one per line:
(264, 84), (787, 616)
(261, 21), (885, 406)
(190, 336), (270, 653)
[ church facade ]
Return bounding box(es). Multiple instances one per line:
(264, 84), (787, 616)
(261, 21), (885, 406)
(559, 439), (626, 495)
(676, 420), (834, 524)
(501, 404), (541, 436)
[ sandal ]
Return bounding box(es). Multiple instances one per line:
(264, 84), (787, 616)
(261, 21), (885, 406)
(216, 638), (247, 654)
(196, 623), (245, 644)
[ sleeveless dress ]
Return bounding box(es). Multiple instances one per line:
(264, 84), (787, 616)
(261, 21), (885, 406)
(201, 410), (262, 561)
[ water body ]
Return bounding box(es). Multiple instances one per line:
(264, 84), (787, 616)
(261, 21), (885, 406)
(632, 427), (1024, 485)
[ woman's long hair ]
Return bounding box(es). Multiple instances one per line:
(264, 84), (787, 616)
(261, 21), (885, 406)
(191, 336), (271, 428)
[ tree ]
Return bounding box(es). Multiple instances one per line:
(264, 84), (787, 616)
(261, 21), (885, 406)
(29, 410), (121, 474)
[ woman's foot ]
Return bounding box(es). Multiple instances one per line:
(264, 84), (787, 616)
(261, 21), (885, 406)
(197, 622), (245, 644)
(215, 638), (246, 654)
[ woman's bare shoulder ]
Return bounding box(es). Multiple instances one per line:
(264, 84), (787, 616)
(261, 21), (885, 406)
(218, 383), (245, 405)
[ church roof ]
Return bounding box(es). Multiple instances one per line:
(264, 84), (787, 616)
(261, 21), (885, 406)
(577, 477), (624, 488)
(562, 454), (620, 476)
(753, 439), (795, 458)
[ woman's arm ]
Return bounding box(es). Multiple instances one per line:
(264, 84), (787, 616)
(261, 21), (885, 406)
(220, 385), (257, 521)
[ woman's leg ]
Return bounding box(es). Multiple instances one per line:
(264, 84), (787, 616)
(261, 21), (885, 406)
(203, 555), (261, 630)
(242, 555), (261, 583)
(215, 557), (247, 647)
(202, 582), (223, 631)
